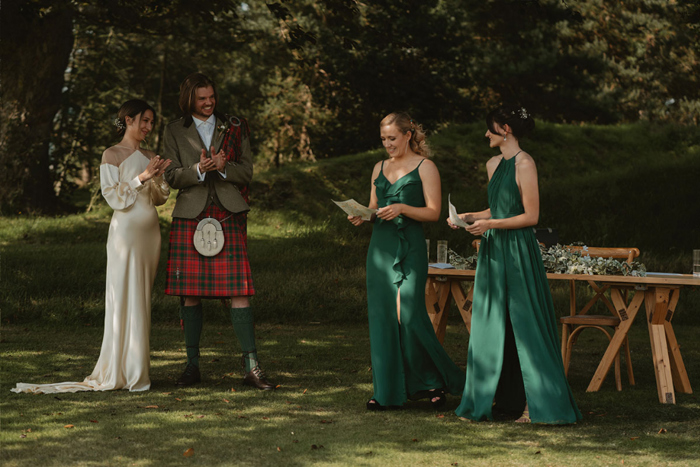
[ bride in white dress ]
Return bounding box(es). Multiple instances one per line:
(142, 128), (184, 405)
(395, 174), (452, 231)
(12, 99), (171, 394)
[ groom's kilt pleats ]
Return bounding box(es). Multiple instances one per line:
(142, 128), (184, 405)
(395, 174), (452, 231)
(165, 205), (255, 297)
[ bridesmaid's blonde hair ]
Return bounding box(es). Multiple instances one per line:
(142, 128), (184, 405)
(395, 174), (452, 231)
(380, 112), (431, 157)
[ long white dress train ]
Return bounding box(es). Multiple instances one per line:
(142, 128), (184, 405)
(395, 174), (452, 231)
(12, 148), (169, 394)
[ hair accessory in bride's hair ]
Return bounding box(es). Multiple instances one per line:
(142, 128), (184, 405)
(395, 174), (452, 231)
(113, 118), (126, 130)
(512, 107), (529, 119)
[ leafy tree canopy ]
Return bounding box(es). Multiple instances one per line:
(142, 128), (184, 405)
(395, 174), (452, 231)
(1, 0), (698, 214)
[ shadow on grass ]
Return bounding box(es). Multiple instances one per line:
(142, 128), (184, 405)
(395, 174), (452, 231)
(2, 324), (699, 466)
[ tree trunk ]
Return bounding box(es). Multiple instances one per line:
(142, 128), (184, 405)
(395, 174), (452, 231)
(0, 0), (75, 214)
(155, 46), (167, 154)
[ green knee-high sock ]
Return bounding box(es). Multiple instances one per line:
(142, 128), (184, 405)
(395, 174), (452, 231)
(230, 307), (258, 372)
(181, 304), (203, 367)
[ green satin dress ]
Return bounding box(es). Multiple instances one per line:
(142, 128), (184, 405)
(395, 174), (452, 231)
(455, 155), (582, 424)
(366, 159), (465, 406)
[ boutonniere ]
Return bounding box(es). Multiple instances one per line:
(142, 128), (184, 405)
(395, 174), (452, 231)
(217, 121), (229, 133)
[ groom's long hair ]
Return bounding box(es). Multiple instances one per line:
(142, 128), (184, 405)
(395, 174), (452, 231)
(179, 72), (219, 117)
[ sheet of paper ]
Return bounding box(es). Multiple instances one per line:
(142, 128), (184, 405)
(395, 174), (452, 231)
(448, 194), (470, 228)
(333, 199), (377, 221)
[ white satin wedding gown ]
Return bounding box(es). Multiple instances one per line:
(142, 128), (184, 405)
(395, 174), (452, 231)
(12, 147), (169, 393)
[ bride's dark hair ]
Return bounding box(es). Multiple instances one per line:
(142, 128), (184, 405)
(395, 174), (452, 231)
(115, 99), (156, 137)
(486, 104), (535, 139)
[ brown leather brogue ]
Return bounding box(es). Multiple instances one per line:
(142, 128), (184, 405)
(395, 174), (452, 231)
(243, 366), (275, 390)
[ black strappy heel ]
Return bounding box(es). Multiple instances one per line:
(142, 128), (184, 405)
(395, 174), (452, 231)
(366, 399), (387, 411)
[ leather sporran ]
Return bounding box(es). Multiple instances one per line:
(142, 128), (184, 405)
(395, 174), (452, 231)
(193, 217), (224, 256)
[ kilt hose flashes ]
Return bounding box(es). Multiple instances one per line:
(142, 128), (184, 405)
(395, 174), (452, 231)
(165, 204), (255, 297)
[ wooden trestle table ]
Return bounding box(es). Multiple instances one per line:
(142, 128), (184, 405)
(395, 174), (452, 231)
(425, 267), (699, 404)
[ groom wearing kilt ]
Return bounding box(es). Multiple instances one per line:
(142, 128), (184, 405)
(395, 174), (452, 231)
(163, 72), (273, 389)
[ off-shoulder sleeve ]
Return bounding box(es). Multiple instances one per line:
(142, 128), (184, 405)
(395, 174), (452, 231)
(100, 163), (143, 211)
(149, 175), (170, 206)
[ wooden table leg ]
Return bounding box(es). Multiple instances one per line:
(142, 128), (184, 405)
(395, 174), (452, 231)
(425, 278), (451, 344)
(425, 279), (440, 332)
(665, 324), (693, 395)
(433, 280), (452, 344)
(663, 289), (692, 394)
(645, 287), (676, 404)
(562, 281), (576, 364)
(586, 289), (644, 392)
(451, 280), (473, 334)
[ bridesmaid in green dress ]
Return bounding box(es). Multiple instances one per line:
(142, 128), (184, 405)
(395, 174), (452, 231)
(349, 112), (465, 411)
(449, 105), (581, 424)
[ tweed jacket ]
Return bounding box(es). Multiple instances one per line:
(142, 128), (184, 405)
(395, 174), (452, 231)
(163, 115), (253, 219)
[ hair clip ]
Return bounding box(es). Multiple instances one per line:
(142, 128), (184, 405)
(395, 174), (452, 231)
(113, 118), (126, 130)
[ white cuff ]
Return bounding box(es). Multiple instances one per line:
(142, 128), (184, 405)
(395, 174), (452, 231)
(129, 175), (144, 191)
(196, 163), (206, 182)
(218, 169), (227, 179)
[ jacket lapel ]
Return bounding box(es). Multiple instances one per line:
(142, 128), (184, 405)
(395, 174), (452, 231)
(184, 121), (206, 154)
(213, 116), (226, 152)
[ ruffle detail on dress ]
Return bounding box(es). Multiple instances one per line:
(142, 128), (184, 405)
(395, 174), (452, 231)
(375, 177), (421, 288)
(391, 215), (409, 286)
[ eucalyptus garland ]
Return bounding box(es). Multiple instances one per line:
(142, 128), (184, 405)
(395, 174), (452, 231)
(447, 249), (478, 270)
(447, 244), (647, 277)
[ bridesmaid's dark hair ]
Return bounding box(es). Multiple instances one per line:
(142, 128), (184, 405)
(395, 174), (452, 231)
(115, 99), (156, 137)
(486, 104), (535, 139)
(380, 111), (432, 157)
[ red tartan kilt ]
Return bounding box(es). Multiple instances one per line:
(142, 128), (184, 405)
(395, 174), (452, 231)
(165, 205), (255, 297)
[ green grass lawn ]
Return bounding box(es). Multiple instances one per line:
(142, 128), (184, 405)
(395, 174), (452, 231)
(2, 121), (700, 326)
(2, 121), (700, 465)
(2, 323), (700, 466)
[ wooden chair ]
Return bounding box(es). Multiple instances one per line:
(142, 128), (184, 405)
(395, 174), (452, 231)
(565, 246), (639, 264)
(473, 240), (639, 391)
(560, 246), (640, 391)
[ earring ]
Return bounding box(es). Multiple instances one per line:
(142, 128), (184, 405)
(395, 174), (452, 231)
(503, 135), (507, 141)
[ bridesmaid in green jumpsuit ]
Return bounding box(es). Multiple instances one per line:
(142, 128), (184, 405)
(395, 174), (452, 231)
(449, 105), (581, 424)
(349, 112), (465, 411)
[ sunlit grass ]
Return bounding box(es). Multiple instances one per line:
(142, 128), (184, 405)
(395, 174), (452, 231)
(2, 323), (699, 466)
(2, 122), (700, 465)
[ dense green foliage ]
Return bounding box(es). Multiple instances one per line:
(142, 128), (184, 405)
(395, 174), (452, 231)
(1, 0), (699, 213)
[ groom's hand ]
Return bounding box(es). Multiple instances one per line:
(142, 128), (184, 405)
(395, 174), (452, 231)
(199, 148), (217, 172)
(210, 146), (226, 172)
